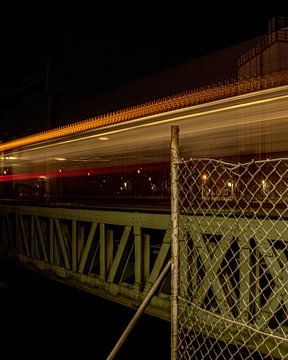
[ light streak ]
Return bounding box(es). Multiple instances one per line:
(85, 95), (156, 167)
(5, 91), (288, 155)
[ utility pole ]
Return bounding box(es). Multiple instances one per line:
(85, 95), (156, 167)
(46, 59), (61, 130)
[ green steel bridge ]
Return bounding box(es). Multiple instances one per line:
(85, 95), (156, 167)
(0, 205), (171, 321)
(1, 79), (288, 358)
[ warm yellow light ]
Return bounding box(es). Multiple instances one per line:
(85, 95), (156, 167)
(0, 76), (286, 153)
(98, 137), (109, 141)
(5, 156), (17, 160)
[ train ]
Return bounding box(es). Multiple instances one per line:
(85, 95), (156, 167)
(0, 82), (288, 209)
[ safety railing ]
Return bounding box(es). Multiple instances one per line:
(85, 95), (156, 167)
(171, 127), (288, 359)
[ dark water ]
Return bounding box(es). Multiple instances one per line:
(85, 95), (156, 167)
(0, 262), (170, 359)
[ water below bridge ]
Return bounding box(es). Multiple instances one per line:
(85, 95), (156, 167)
(0, 261), (170, 359)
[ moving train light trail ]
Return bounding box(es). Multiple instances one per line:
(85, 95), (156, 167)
(0, 162), (166, 182)
(0, 84), (288, 205)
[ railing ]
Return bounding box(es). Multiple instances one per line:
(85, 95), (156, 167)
(171, 128), (288, 359)
(0, 205), (171, 320)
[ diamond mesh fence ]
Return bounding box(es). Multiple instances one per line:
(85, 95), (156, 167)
(174, 157), (288, 359)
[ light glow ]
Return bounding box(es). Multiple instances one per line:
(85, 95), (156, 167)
(0, 82), (287, 153)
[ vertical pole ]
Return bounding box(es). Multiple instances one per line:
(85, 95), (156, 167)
(170, 125), (179, 360)
(72, 220), (77, 271)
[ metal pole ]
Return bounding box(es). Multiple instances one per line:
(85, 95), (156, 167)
(170, 125), (179, 360)
(106, 259), (171, 360)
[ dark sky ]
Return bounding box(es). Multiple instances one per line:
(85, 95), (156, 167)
(0, 5), (275, 95)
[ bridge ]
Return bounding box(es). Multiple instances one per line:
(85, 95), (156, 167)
(1, 72), (288, 359)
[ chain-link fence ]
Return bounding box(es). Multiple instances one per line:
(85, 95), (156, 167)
(171, 128), (288, 359)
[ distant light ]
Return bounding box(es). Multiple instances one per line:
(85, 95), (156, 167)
(0, 156), (17, 160)
(3, 170), (7, 175)
(54, 157), (66, 161)
(87, 172), (91, 176)
(5, 156), (17, 160)
(98, 137), (109, 141)
(228, 182), (232, 187)
(202, 174), (208, 181)
(59, 169), (62, 173)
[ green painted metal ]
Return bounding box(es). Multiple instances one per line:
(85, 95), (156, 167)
(4, 202), (287, 358)
(179, 215), (288, 358)
(0, 205), (171, 321)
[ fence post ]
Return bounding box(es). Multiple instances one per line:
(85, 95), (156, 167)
(170, 125), (179, 360)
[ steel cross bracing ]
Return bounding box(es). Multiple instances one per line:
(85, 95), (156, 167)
(1, 204), (288, 357)
(179, 215), (288, 358)
(0, 205), (171, 320)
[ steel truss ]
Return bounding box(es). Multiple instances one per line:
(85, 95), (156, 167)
(0, 205), (171, 320)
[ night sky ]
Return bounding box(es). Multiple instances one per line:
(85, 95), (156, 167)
(0, 6), (274, 92)
(0, 6), (282, 139)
